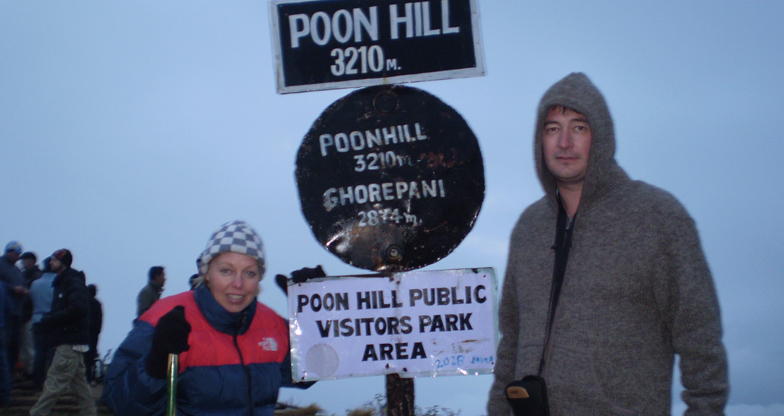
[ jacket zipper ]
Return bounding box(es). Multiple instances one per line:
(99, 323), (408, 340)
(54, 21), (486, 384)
(232, 312), (253, 416)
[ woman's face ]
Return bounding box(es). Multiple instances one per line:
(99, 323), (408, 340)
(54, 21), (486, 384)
(205, 252), (262, 313)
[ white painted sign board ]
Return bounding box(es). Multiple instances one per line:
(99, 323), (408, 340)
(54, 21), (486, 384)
(288, 268), (498, 380)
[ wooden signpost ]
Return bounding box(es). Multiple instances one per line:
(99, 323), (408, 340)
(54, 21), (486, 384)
(269, 2), (488, 414)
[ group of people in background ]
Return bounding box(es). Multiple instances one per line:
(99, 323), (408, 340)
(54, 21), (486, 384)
(0, 242), (103, 415)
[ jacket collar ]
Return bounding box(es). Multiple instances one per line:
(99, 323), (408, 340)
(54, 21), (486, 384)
(193, 285), (256, 335)
(52, 268), (81, 286)
(148, 280), (164, 293)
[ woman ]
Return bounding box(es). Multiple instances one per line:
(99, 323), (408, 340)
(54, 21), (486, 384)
(102, 220), (315, 416)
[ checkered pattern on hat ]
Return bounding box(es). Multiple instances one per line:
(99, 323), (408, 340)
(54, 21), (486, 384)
(197, 220), (265, 276)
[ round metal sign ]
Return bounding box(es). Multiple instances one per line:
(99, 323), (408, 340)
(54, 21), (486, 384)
(296, 84), (484, 272)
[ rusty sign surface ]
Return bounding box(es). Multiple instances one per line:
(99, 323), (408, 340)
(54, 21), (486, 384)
(296, 84), (484, 272)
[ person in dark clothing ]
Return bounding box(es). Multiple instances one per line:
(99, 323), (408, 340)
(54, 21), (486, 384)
(136, 266), (165, 318)
(188, 273), (199, 290)
(20, 251), (41, 378)
(84, 284), (103, 383)
(0, 241), (27, 377)
(0, 277), (11, 407)
(20, 252), (42, 288)
(29, 249), (96, 416)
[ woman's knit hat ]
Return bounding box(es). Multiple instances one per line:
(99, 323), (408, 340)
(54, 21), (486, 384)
(197, 220), (265, 277)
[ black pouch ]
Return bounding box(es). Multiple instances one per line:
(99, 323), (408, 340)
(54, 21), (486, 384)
(505, 375), (550, 416)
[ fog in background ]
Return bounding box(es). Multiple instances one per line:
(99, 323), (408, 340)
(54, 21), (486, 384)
(2, 1), (783, 415)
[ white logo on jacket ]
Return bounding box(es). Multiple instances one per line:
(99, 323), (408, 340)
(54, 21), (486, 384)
(259, 338), (278, 351)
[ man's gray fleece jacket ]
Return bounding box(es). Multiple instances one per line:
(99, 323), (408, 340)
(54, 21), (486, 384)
(487, 73), (729, 415)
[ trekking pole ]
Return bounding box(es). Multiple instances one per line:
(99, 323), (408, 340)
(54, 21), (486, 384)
(166, 353), (179, 416)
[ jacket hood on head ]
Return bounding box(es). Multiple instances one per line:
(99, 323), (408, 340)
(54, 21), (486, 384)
(534, 72), (628, 211)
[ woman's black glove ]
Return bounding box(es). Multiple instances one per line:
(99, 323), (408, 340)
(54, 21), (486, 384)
(145, 305), (191, 379)
(275, 265), (326, 295)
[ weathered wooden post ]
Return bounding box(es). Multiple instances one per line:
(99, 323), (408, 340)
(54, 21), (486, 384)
(386, 374), (415, 416)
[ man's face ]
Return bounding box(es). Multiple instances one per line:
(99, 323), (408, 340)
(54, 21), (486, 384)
(155, 271), (166, 287)
(6, 251), (20, 264)
(49, 257), (65, 273)
(22, 258), (35, 271)
(542, 107), (592, 188)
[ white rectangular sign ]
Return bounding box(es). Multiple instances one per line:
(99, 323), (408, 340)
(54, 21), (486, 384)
(287, 268), (498, 381)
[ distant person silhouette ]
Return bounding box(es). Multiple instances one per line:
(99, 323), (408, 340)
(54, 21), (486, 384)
(30, 257), (56, 391)
(29, 249), (96, 416)
(20, 251), (41, 378)
(84, 284), (103, 384)
(188, 273), (199, 290)
(137, 266), (165, 318)
(0, 241), (26, 376)
(0, 272), (11, 406)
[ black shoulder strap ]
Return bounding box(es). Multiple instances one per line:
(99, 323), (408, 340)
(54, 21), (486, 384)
(538, 197), (575, 376)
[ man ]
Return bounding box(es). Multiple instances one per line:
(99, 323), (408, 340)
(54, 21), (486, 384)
(136, 266), (165, 317)
(188, 273), (199, 290)
(20, 252), (42, 378)
(29, 258), (56, 391)
(487, 73), (728, 415)
(84, 284), (102, 384)
(0, 241), (27, 374)
(29, 249), (96, 416)
(0, 272), (11, 407)
(20, 252), (42, 287)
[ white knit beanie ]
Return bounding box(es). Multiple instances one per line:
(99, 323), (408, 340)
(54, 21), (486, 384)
(197, 220), (266, 277)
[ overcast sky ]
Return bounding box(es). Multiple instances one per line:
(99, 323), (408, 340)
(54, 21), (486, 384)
(2, 1), (783, 415)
